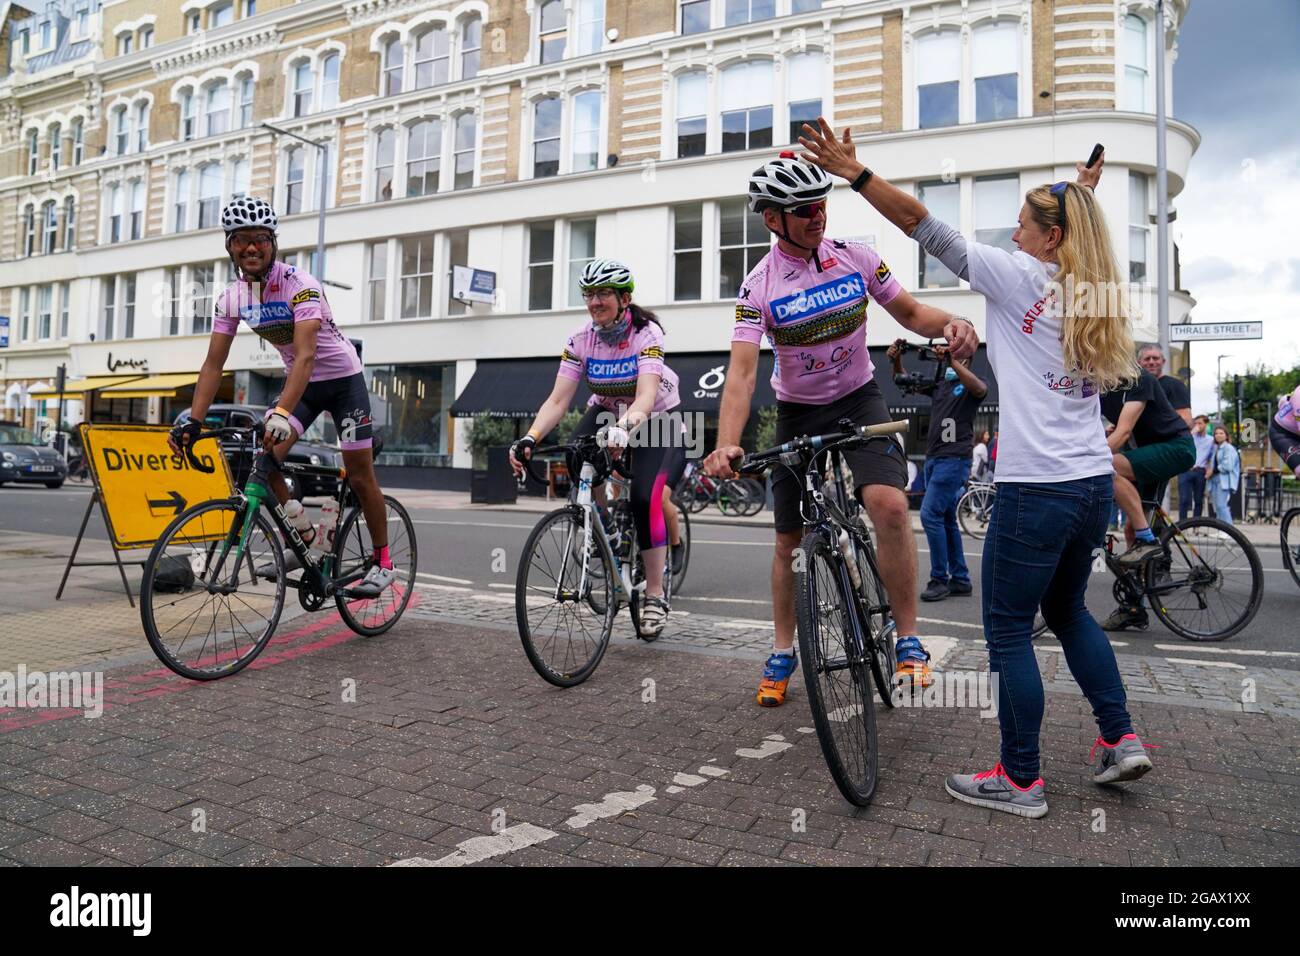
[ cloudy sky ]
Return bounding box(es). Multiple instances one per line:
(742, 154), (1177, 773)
(1173, 0), (1300, 415)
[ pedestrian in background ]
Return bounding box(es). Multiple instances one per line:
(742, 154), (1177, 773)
(972, 429), (991, 481)
(1207, 425), (1241, 525)
(1178, 414), (1213, 520)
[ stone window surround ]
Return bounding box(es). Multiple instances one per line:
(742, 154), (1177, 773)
(367, 1), (488, 94)
(518, 79), (609, 180)
(170, 61), (262, 140)
(165, 153), (254, 235)
(364, 105), (483, 201)
(280, 41), (348, 118)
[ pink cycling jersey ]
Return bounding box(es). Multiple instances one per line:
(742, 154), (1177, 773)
(213, 260), (361, 382)
(1276, 385), (1300, 436)
(557, 314), (680, 415)
(731, 239), (902, 404)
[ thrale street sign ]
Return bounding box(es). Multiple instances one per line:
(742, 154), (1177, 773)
(1170, 322), (1263, 342)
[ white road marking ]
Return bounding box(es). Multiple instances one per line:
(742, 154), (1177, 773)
(796, 727), (815, 734)
(665, 786), (683, 794)
(488, 582), (515, 589)
(697, 765), (729, 778)
(413, 582), (472, 593)
(826, 703), (863, 722)
(566, 784), (657, 829)
(1163, 657), (1246, 670)
(920, 636), (961, 667)
(671, 772), (708, 787)
(390, 823), (557, 867)
(917, 616), (984, 630)
(736, 734), (793, 759)
(416, 571), (474, 585)
(716, 619), (775, 630)
(1153, 644), (1300, 658)
(411, 519), (536, 530)
(677, 596), (769, 605)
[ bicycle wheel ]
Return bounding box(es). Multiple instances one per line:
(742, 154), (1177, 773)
(739, 478), (766, 516)
(333, 495), (417, 636)
(1282, 508), (1300, 590)
(671, 505), (691, 594)
(1147, 517), (1264, 642)
(794, 531), (879, 806)
(628, 546), (669, 643)
(854, 531), (897, 709)
(717, 479), (757, 516)
(140, 500), (285, 681)
(957, 485), (994, 539)
(516, 507), (617, 687)
(684, 476), (710, 514)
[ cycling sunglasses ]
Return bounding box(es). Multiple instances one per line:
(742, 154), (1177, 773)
(1050, 182), (1068, 230)
(787, 200), (826, 220)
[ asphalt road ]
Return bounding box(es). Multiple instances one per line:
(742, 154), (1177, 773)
(3, 482), (1296, 665)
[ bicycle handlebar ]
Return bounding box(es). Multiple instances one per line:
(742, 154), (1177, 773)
(178, 425), (255, 474)
(522, 434), (634, 488)
(734, 419), (909, 475)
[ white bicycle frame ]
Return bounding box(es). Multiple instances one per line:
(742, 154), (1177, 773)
(561, 460), (637, 605)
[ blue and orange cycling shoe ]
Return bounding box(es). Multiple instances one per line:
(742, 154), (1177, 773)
(757, 651), (798, 707)
(895, 635), (934, 688)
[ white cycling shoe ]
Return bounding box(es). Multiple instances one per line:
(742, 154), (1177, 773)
(352, 563), (398, 597)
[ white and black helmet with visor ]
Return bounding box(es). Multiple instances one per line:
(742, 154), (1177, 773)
(748, 152), (833, 270)
(221, 196), (278, 234)
(578, 257), (635, 293)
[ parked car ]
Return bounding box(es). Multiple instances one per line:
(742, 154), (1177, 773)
(174, 405), (341, 500)
(0, 420), (68, 488)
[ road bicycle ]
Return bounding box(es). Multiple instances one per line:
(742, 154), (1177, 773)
(737, 418), (905, 806)
(676, 461), (766, 517)
(956, 478), (995, 539)
(606, 469), (693, 594)
(140, 426), (417, 680)
(1284, 505), (1300, 590)
(514, 435), (679, 687)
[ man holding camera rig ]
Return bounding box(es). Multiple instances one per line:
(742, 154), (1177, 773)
(888, 339), (988, 602)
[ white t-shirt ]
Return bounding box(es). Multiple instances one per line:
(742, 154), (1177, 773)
(966, 243), (1112, 484)
(971, 442), (989, 479)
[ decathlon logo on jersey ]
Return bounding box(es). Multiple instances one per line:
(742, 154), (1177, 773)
(50, 886), (151, 936)
(240, 301), (293, 323)
(771, 273), (865, 324)
(586, 356), (639, 380)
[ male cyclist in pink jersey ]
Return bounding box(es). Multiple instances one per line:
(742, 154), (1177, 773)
(169, 197), (396, 597)
(703, 153), (978, 706)
(1270, 384), (1300, 479)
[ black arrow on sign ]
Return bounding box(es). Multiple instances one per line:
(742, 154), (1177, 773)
(148, 491), (187, 516)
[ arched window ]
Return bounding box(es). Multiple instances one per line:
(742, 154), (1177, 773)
(26, 129), (39, 175)
(198, 163), (222, 228)
(721, 60), (774, 153)
(1124, 14), (1149, 111)
(134, 101), (150, 151)
(973, 21), (1019, 122)
(406, 119), (442, 197)
(413, 28), (449, 89)
(532, 96), (561, 177)
(22, 204), (35, 256)
(786, 53), (823, 143)
(320, 53), (340, 109)
(63, 196), (76, 249)
(112, 106), (130, 154)
(139, 25), (153, 49)
(173, 169), (190, 231)
(382, 37), (404, 96)
(237, 74), (255, 127)
(41, 200), (58, 254)
(284, 147), (305, 213)
(49, 123), (62, 171)
(460, 16), (481, 79)
(675, 71), (707, 157)
(129, 180), (145, 240)
(571, 90), (602, 172)
(453, 113), (476, 190)
(71, 118), (84, 164)
(292, 61), (313, 117)
(916, 30), (961, 129)
(539, 0), (565, 63)
(107, 186), (123, 243)
(205, 82), (230, 135)
(180, 90), (197, 140)
(374, 128), (395, 201)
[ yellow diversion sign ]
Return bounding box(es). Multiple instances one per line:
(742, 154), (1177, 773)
(79, 424), (234, 549)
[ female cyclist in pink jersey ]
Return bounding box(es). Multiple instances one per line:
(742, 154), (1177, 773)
(509, 259), (687, 638)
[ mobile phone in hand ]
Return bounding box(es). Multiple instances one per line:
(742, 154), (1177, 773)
(1086, 143), (1104, 168)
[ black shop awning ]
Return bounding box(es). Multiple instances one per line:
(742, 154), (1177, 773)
(450, 358), (578, 418)
(670, 351), (776, 414)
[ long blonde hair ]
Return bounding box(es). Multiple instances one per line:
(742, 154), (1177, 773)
(1025, 182), (1139, 393)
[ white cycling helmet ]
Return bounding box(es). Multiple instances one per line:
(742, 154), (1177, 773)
(579, 258), (635, 293)
(747, 152), (833, 213)
(221, 196), (278, 234)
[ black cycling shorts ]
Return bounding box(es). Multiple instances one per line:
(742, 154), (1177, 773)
(271, 372), (373, 450)
(1270, 419), (1300, 473)
(771, 378), (908, 533)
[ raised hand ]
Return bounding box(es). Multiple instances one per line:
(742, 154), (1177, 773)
(798, 117), (865, 182)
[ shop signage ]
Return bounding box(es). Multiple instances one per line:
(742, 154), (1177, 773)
(453, 266), (497, 304)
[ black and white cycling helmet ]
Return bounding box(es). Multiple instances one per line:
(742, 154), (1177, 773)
(221, 196), (278, 234)
(747, 152), (833, 213)
(578, 257), (635, 293)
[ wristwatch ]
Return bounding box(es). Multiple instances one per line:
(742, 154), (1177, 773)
(850, 166), (873, 193)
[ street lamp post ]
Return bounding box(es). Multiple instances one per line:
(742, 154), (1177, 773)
(1155, 0), (1170, 358)
(261, 121), (327, 278)
(1216, 354), (1232, 425)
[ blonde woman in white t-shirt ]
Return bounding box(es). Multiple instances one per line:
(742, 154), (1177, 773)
(801, 120), (1152, 819)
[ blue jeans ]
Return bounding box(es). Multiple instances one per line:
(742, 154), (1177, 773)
(1210, 479), (1235, 525)
(1177, 468), (1206, 520)
(920, 456), (971, 586)
(982, 476), (1134, 782)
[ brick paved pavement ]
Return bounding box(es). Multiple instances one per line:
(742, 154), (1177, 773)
(2, 576), (1297, 866)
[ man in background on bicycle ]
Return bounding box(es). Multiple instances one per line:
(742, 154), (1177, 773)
(1099, 367), (1195, 631)
(169, 197), (396, 597)
(887, 339), (987, 603)
(703, 152), (978, 706)
(1270, 384), (1300, 480)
